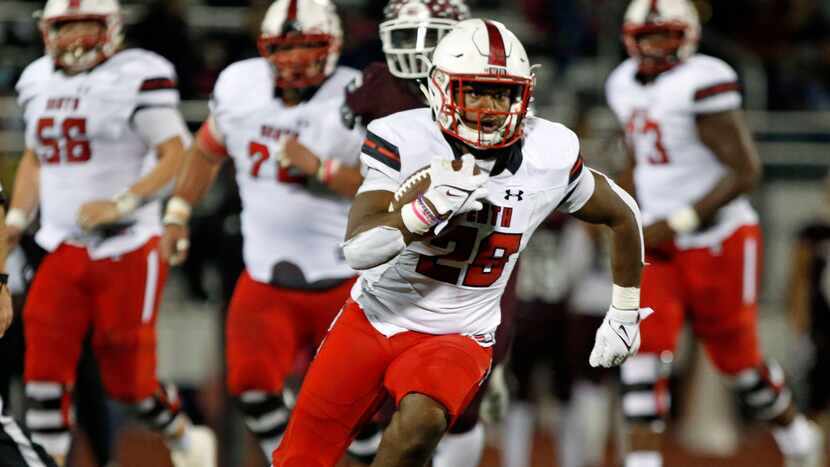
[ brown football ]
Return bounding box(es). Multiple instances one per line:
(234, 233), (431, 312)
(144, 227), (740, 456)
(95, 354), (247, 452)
(388, 159), (480, 213)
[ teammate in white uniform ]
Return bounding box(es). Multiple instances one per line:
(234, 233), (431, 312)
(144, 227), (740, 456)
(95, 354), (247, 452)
(5, 1), (215, 466)
(273, 19), (648, 467)
(606, 1), (824, 467)
(159, 0), (366, 462)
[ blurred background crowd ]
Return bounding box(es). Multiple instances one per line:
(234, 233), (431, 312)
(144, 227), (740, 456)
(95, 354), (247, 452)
(0, 1), (829, 466)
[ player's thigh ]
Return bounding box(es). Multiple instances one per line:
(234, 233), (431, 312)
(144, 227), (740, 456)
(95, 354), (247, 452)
(226, 271), (302, 395)
(23, 245), (91, 385)
(273, 302), (390, 466)
(639, 258), (685, 354)
(385, 334), (492, 427)
(685, 226), (763, 374)
(90, 239), (168, 401)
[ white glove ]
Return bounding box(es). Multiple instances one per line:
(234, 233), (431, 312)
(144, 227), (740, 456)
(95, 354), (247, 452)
(423, 154), (489, 219)
(589, 306), (654, 368)
(479, 364), (509, 424)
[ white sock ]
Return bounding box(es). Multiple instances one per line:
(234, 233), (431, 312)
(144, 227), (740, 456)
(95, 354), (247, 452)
(433, 423), (484, 467)
(573, 381), (612, 466)
(503, 402), (534, 467)
(772, 414), (816, 457)
(259, 435), (282, 461)
(625, 450), (662, 467)
(556, 400), (584, 467)
(165, 416), (192, 452)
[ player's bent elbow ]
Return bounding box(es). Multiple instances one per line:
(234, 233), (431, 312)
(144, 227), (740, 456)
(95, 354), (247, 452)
(342, 225), (406, 270)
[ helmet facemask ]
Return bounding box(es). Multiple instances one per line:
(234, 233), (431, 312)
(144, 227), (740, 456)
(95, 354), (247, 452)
(624, 23), (688, 76)
(41, 15), (120, 73)
(258, 32), (338, 89)
(380, 17), (456, 79)
(429, 68), (533, 149)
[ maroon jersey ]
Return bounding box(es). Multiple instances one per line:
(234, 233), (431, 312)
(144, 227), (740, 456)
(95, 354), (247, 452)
(341, 62), (424, 128)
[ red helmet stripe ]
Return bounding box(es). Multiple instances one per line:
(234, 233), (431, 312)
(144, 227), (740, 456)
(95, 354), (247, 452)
(68, 0), (82, 9)
(484, 20), (507, 67)
(287, 0), (298, 21)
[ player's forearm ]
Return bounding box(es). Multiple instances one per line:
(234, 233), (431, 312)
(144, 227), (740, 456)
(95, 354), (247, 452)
(692, 169), (759, 224)
(126, 136), (186, 200)
(348, 209), (420, 245)
(324, 165), (363, 199)
(608, 215), (643, 288)
(573, 172), (643, 288)
(10, 149), (40, 217)
(171, 142), (223, 205)
(343, 191), (425, 270)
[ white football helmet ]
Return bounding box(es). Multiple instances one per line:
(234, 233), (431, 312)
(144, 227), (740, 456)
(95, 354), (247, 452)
(426, 19), (535, 149)
(258, 0), (342, 89)
(38, 0), (123, 73)
(380, 0), (470, 79)
(623, 0), (700, 76)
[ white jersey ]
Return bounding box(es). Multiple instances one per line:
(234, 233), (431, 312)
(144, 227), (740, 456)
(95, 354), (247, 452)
(353, 109), (596, 341)
(210, 59), (364, 284)
(605, 54), (757, 249)
(16, 49), (179, 259)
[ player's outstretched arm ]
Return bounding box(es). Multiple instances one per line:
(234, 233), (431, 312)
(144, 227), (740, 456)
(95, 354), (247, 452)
(572, 170), (649, 368)
(572, 170), (643, 288)
(5, 149), (40, 249)
(160, 118), (226, 265)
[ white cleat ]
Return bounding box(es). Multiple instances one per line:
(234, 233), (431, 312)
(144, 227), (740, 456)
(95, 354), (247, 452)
(783, 421), (825, 467)
(170, 425), (217, 467)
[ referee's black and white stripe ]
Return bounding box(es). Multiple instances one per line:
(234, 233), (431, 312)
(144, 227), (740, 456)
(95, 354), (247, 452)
(0, 414), (57, 467)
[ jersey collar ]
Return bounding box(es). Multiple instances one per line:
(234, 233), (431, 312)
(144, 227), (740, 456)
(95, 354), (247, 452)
(443, 133), (523, 176)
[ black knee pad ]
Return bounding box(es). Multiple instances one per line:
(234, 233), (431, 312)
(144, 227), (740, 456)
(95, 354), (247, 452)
(620, 353), (672, 430)
(24, 381), (72, 456)
(347, 421), (382, 463)
(235, 390), (290, 441)
(133, 384), (184, 436)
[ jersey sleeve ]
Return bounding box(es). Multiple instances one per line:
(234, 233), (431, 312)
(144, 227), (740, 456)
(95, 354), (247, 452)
(207, 63), (238, 145)
(357, 118), (403, 193)
(131, 53), (180, 111)
(555, 129), (595, 213)
(688, 58), (742, 114)
(15, 57), (52, 150)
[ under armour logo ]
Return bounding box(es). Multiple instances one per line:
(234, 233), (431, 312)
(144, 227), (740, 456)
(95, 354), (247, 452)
(504, 189), (524, 201)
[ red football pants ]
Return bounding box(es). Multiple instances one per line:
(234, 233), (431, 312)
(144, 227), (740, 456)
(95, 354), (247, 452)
(24, 238), (167, 401)
(272, 300), (492, 467)
(225, 271), (356, 395)
(640, 225), (763, 374)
